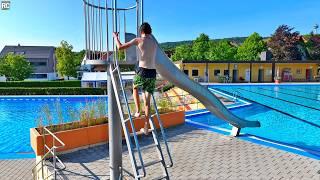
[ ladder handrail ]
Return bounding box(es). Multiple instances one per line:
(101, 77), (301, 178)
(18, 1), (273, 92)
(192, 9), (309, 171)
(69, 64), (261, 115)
(110, 61), (173, 179)
(109, 64), (146, 178)
(151, 94), (174, 168)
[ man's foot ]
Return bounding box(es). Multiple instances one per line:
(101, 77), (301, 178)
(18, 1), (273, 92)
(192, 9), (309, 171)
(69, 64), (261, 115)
(139, 128), (149, 135)
(144, 124), (149, 135)
(133, 112), (140, 118)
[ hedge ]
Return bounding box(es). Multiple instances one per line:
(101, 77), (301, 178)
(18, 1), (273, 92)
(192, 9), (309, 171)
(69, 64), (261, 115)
(0, 81), (81, 87)
(0, 87), (105, 95)
(162, 83), (175, 92)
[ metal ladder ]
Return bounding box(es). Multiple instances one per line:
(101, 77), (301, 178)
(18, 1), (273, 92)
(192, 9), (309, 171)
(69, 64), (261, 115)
(232, 91), (241, 102)
(109, 62), (173, 180)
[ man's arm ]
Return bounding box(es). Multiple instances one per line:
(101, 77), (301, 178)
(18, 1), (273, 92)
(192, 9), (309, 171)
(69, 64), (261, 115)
(113, 32), (139, 50)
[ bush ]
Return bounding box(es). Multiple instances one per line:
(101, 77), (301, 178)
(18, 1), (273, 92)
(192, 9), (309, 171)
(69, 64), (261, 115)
(0, 80), (81, 87)
(0, 87), (105, 95)
(161, 83), (175, 92)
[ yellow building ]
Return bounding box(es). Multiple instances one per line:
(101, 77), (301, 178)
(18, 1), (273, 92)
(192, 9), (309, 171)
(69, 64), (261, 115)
(175, 60), (320, 83)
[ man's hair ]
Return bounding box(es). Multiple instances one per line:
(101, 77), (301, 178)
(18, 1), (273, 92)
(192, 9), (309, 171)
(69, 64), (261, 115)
(140, 22), (152, 34)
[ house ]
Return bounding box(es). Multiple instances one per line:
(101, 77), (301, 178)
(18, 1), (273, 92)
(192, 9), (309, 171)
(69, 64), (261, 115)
(0, 45), (57, 80)
(81, 71), (135, 88)
(176, 60), (320, 83)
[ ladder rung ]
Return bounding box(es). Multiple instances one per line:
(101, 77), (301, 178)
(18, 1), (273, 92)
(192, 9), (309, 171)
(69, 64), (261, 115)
(152, 175), (168, 180)
(124, 118), (131, 123)
(138, 159), (162, 169)
(129, 129), (154, 137)
(134, 144), (158, 151)
(112, 67), (118, 73)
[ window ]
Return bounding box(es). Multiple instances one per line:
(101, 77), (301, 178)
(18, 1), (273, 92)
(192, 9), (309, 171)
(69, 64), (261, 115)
(192, 69), (199, 76)
(296, 68), (302, 74)
(183, 70), (189, 75)
(29, 74), (47, 79)
(100, 82), (107, 89)
(224, 70), (229, 76)
(87, 82), (94, 88)
(15, 51), (25, 55)
(30, 62), (47, 66)
(214, 69), (220, 76)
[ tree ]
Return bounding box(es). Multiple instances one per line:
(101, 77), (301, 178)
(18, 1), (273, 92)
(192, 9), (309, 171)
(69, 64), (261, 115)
(206, 40), (237, 60)
(236, 32), (267, 61)
(0, 53), (33, 81)
(171, 44), (193, 61)
(56, 40), (77, 79)
(268, 25), (302, 61)
(192, 33), (210, 60)
(74, 50), (85, 66)
(305, 34), (320, 60)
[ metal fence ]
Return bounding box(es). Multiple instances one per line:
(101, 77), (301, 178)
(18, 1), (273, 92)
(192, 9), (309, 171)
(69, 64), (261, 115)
(32, 127), (66, 180)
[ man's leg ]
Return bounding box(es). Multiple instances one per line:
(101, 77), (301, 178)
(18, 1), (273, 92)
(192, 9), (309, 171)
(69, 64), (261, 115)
(142, 91), (151, 135)
(133, 85), (140, 117)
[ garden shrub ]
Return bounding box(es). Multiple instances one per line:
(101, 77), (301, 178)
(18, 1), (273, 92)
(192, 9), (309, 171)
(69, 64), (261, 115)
(0, 87), (104, 95)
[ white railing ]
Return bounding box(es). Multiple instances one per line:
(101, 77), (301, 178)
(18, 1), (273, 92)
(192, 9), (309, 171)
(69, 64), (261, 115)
(232, 91), (241, 102)
(32, 127), (66, 180)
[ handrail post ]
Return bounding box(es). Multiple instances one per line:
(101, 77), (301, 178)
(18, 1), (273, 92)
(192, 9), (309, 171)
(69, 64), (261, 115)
(53, 147), (57, 180)
(42, 127), (45, 179)
(109, 1), (122, 179)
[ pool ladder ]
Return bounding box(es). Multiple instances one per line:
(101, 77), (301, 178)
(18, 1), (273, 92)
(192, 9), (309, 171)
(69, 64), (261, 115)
(232, 91), (241, 102)
(109, 62), (173, 180)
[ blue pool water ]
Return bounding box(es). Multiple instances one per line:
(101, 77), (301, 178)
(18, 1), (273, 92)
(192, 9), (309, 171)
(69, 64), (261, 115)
(0, 96), (107, 159)
(187, 84), (320, 159)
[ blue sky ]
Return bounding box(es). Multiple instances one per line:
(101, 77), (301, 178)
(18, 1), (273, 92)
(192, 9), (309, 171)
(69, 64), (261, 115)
(0, 0), (319, 51)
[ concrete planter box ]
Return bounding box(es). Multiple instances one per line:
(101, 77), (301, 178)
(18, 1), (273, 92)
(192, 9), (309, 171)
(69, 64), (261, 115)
(30, 110), (185, 156)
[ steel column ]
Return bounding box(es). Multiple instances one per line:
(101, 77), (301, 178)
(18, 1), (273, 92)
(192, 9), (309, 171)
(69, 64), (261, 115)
(109, 0), (122, 179)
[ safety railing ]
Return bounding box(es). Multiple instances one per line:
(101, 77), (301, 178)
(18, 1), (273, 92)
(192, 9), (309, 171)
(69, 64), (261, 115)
(32, 127), (66, 180)
(232, 91), (241, 102)
(124, 90), (205, 113)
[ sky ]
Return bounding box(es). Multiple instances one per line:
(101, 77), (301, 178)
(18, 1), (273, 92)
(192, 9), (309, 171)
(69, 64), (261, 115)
(0, 0), (320, 51)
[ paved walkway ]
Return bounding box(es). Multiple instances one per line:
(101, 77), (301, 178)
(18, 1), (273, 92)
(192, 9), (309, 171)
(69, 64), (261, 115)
(54, 124), (320, 180)
(0, 158), (34, 180)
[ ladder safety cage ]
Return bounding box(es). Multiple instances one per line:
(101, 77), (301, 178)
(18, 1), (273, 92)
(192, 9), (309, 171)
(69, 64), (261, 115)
(83, 0), (173, 179)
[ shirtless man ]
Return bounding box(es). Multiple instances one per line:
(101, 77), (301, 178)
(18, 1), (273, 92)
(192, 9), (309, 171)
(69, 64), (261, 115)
(113, 22), (157, 135)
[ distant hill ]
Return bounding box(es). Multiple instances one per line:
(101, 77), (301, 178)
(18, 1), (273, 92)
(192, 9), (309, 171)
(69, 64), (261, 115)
(159, 37), (249, 51)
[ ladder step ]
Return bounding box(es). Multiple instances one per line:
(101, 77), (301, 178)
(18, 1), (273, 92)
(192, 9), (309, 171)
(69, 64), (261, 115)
(112, 67), (118, 73)
(124, 118), (131, 123)
(129, 129), (154, 137)
(133, 144), (158, 151)
(152, 175), (168, 180)
(138, 159), (162, 169)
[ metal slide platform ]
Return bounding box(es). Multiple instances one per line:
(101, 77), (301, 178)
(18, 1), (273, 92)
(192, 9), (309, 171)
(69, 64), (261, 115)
(152, 35), (261, 132)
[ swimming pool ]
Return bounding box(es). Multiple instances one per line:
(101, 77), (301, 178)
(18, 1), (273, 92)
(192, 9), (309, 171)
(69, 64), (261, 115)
(0, 96), (107, 159)
(187, 84), (320, 159)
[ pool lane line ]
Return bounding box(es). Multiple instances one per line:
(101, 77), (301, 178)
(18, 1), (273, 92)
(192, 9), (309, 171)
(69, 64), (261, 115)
(276, 86), (320, 96)
(258, 87), (320, 102)
(213, 88), (320, 129)
(0, 95), (108, 98)
(237, 88), (320, 111)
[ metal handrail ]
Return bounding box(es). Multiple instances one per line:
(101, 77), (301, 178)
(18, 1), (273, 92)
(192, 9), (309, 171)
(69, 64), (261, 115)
(232, 91), (241, 102)
(124, 90), (205, 113)
(83, 0), (136, 11)
(32, 127), (66, 180)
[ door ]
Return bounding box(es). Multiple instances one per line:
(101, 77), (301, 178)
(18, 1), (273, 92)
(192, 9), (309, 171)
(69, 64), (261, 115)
(245, 69), (250, 82)
(306, 69), (313, 81)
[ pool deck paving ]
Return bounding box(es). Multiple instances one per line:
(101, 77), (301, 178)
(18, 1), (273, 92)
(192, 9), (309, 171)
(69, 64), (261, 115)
(0, 158), (34, 180)
(0, 124), (319, 179)
(50, 124), (320, 180)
